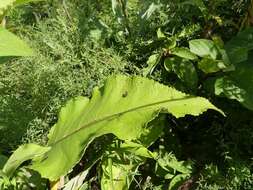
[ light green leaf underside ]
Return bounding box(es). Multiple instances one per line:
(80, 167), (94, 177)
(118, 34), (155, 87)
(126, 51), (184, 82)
(63, 170), (89, 190)
(0, 27), (34, 57)
(2, 144), (50, 178)
(31, 75), (223, 180)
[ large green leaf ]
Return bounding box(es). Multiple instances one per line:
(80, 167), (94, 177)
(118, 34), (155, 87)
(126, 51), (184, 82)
(29, 75), (222, 180)
(213, 28), (253, 109)
(225, 27), (253, 64)
(215, 57), (253, 110)
(143, 53), (162, 76)
(164, 57), (198, 89)
(189, 39), (219, 60)
(2, 144), (50, 178)
(198, 57), (226, 74)
(0, 27), (34, 57)
(171, 47), (198, 60)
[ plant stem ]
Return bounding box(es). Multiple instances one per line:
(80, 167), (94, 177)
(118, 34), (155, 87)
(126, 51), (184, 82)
(120, 0), (131, 36)
(1, 16), (6, 28)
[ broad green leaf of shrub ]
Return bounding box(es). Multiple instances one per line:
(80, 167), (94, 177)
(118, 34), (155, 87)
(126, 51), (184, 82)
(198, 57), (227, 73)
(171, 47), (197, 60)
(143, 53), (161, 76)
(225, 47), (248, 64)
(157, 28), (166, 39)
(215, 59), (253, 110)
(164, 57), (198, 89)
(29, 75), (222, 180)
(2, 144), (50, 178)
(225, 27), (253, 64)
(189, 39), (219, 60)
(0, 27), (34, 57)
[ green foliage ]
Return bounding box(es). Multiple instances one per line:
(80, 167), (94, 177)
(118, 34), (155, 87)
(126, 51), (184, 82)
(0, 0), (16, 16)
(0, 167), (47, 190)
(11, 75), (219, 181)
(156, 152), (193, 190)
(3, 144), (50, 178)
(0, 154), (8, 169)
(214, 59), (253, 110)
(0, 0), (41, 16)
(170, 47), (197, 60)
(189, 39), (219, 60)
(101, 117), (164, 190)
(225, 27), (253, 64)
(0, 0), (127, 150)
(0, 0), (253, 189)
(63, 170), (89, 190)
(164, 57), (198, 89)
(101, 141), (154, 190)
(213, 28), (253, 110)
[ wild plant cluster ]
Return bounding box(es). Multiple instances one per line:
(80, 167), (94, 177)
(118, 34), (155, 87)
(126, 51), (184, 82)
(0, 0), (253, 190)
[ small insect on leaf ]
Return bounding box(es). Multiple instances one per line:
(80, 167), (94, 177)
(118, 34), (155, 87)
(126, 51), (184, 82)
(122, 91), (128, 98)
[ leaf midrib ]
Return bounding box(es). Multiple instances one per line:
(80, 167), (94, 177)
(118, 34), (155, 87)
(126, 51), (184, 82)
(50, 96), (195, 146)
